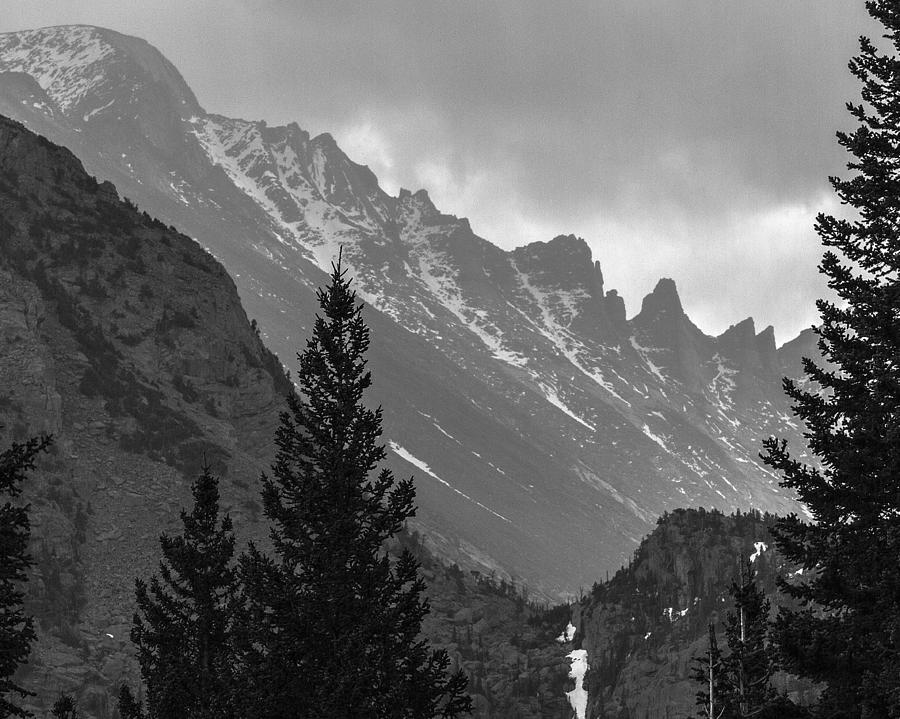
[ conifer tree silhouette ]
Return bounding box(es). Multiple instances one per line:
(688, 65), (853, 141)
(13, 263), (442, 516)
(49, 694), (78, 719)
(0, 434), (50, 719)
(131, 466), (239, 719)
(240, 254), (471, 718)
(692, 623), (728, 719)
(720, 558), (802, 718)
(761, 2), (900, 714)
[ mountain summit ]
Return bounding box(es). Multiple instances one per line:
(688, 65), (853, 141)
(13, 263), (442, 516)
(0, 25), (812, 596)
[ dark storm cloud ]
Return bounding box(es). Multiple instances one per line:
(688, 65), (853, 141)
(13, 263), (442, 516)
(232, 1), (877, 339)
(2, 1), (880, 339)
(242, 1), (866, 213)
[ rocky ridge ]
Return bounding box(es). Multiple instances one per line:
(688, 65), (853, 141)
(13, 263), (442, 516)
(0, 25), (820, 596)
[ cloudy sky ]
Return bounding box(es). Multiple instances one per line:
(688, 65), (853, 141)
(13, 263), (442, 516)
(3, 2), (879, 342)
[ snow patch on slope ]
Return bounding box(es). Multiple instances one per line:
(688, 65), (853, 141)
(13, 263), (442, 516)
(82, 97), (114, 121)
(388, 441), (511, 523)
(538, 382), (596, 431)
(641, 423), (669, 451)
(573, 463), (656, 523)
(630, 336), (667, 382)
(409, 240), (528, 367)
(566, 649), (589, 719)
(709, 354), (739, 408)
(0, 26), (115, 112)
(514, 263), (630, 405)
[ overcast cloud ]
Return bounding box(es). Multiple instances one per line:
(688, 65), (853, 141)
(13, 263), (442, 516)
(3, 2), (880, 341)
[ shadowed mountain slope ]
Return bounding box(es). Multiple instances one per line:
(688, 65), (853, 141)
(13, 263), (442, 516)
(0, 114), (291, 713)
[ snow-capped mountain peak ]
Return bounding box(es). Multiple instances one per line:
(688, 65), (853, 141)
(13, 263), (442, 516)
(0, 25), (200, 120)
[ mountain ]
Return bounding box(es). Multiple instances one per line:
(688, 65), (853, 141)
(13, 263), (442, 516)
(0, 113), (291, 713)
(0, 112), (578, 718)
(0, 25), (817, 597)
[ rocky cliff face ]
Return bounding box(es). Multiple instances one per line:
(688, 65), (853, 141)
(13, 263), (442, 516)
(571, 508), (818, 718)
(0, 115), (291, 715)
(0, 25), (821, 598)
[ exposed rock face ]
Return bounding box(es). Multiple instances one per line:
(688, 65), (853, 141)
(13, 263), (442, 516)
(0, 115), (290, 715)
(575, 508), (813, 718)
(778, 326), (821, 377)
(0, 269), (59, 434)
(632, 277), (711, 393)
(0, 25), (818, 600)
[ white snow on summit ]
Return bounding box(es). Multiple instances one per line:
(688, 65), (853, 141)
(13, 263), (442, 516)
(0, 26), (115, 112)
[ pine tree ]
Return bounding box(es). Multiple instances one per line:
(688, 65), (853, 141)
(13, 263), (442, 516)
(49, 694), (78, 719)
(240, 255), (471, 718)
(130, 465), (239, 719)
(115, 686), (144, 719)
(692, 623), (728, 719)
(0, 434), (50, 719)
(720, 558), (793, 719)
(760, 2), (900, 715)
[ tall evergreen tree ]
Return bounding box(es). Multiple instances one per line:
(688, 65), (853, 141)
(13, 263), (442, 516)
(131, 465), (239, 719)
(0, 434), (50, 719)
(720, 559), (789, 719)
(240, 256), (471, 718)
(760, 2), (900, 715)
